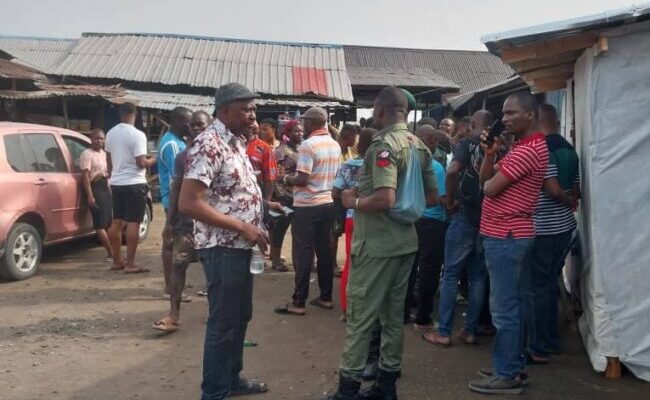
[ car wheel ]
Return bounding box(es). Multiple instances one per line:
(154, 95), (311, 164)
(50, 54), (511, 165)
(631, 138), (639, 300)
(138, 204), (151, 243)
(0, 223), (42, 281)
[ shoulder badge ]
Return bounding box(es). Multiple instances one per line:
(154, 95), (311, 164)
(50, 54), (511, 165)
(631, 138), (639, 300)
(376, 149), (391, 168)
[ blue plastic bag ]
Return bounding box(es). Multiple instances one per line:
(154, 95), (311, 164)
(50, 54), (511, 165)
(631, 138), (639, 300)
(389, 144), (426, 224)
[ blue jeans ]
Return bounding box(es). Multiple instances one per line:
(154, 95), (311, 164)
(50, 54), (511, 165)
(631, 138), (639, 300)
(437, 212), (487, 336)
(199, 246), (253, 400)
(483, 235), (533, 380)
(526, 231), (573, 357)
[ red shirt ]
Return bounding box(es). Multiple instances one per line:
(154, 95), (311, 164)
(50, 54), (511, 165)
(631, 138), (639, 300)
(247, 137), (278, 182)
(480, 132), (549, 239)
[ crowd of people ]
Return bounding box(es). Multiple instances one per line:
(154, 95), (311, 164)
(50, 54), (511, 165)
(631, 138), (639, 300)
(79, 81), (580, 399)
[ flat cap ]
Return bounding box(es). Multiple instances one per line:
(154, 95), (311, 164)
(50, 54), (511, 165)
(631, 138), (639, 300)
(299, 107), (328, 122)
(214, 83), (259, 110)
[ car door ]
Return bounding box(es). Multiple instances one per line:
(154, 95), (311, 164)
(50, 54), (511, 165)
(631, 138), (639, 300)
(20, 131), (81, 241)
(1, 133), (41, 217)
(60, 135), (94, 235)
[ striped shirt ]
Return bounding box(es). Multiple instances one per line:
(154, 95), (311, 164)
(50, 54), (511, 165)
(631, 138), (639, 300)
(480, 132), (549, 239)
(294, 129), (341, 207)
(534, 151), (580, 235)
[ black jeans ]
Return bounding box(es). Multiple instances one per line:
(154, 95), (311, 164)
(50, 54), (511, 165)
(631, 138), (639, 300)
(291, 203), (335, 307)
(413, 218), (448, 325)
(270, 198), (293, 249)
(198, 246), (253, 400)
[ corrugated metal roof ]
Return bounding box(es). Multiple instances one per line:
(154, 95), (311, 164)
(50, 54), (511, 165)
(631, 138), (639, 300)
(0, 59), (46, 81)
(53, 33), (354, 102)
(344, 45), (514, 94)
(0, 83), (125, 100)
(447, 76), (526, 110)
(114, 90), (346, 113)
(482, 3), (650, 52)
(347, 66), (459, 90)
(0, 36), (76, 71)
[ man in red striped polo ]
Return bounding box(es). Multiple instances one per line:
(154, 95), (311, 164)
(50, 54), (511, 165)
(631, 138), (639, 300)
(468, 91), (549, 395)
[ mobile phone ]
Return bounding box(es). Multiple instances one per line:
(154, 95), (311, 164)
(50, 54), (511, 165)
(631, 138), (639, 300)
(485, 120), (505, 146)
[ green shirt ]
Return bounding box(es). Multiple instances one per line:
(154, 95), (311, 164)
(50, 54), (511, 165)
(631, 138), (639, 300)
(352, 123), (438, 258)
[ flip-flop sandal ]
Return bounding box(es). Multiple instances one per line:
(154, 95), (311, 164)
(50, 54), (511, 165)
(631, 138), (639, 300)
(152, 318), (179, 333)
(110, 264), (124, 271)
(271, 263), (289, 272)
(124, 266), (150, 274)
(422, 333), (451, 348)
(274, 304), (305, 316)
(309, 298), (334, 310)
(196, 290), (208, 297)
(229, 378), (268, 397)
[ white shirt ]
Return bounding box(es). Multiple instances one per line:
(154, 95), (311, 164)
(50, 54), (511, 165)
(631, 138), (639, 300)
(105, 123), (148, 186)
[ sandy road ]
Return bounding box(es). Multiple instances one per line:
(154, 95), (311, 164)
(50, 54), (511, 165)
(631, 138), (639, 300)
(0, 204), (646, 400)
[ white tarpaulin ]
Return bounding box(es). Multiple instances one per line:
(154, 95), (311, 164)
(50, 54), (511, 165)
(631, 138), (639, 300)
(573, 20), (650, 381)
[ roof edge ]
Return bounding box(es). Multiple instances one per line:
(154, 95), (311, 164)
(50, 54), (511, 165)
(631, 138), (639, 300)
(481, 3), (650, 46)
(81, 32), (344, 49)
(0, 34), (76, 42)
(343, 44), (494, 54)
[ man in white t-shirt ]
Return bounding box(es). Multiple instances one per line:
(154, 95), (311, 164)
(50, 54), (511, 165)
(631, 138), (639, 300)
(105, 102), (155, 273)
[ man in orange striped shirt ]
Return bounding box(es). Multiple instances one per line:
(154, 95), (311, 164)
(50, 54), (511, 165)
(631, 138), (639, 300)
(274, 107), (341, 316)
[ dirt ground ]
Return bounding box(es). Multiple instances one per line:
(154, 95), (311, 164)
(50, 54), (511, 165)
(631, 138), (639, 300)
(0, 204), (646, 400)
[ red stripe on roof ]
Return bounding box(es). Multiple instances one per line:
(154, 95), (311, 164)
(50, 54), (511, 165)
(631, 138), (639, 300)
(293, 66), (329, 97)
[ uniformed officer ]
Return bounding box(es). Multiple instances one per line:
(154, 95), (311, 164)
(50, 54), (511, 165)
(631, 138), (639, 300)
(323, 87), (439, 400)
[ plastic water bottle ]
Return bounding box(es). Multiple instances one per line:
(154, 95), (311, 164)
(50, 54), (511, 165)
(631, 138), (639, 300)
(250, 247), (265, 274)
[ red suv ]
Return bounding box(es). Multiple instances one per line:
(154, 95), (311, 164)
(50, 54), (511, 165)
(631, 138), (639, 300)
(0, 122), (152, 280)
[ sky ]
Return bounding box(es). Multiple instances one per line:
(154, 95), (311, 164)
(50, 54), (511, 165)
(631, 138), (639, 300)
(0, 0), (641, 50)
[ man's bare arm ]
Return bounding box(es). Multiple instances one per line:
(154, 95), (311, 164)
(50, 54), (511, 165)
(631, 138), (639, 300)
(263, 181), (274, 201)
(543, 178), (574, 208)
(135, 155), (156, 169)
(81, 169), (95, 207)
(166, 178), (182, 223)
(285, 171), (310, 187)
(106, 152), (112, 178)
(342, 187), (395, 214)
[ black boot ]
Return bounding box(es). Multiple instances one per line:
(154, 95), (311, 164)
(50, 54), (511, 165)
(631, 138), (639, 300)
(359, 369), (399, 400)
(322, 373), (361, 400)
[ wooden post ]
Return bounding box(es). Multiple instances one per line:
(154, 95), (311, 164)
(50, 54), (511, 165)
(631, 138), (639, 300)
(605, 357), (622, 379)
(62, 99), (70, 129)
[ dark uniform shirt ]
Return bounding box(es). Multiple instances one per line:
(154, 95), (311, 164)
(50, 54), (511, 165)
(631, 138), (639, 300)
(352, 123), (438, 258)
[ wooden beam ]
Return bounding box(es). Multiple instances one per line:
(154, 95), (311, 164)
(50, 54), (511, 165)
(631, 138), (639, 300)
(62, 99), (70, 129)
(531, 76), (569, 93)
(501, 33), (598, 64)
(523, 63), (575, 80)
(512, 50), (582, 74)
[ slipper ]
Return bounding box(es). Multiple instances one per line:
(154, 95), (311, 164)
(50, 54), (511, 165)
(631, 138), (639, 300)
(161, 293), (192, 303)
(152, 318), (179, 333)
(309, 298), (334, 310)
(230, 378), (268, 397)
(271, 262), (289, 272)
(527, 354), (549, 364)
(196, 290), (208, 297)
(274, 303), (306, 316)
(422, 333), (451, 348)
(123, 266), (150, 274)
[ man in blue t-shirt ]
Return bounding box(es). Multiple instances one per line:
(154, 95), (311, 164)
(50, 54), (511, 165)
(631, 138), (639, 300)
(157, 107), (192, 299)
(407, 125), (449, 330)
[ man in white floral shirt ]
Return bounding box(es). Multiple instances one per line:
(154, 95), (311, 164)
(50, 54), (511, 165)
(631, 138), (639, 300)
(179, 83), (283, 400)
